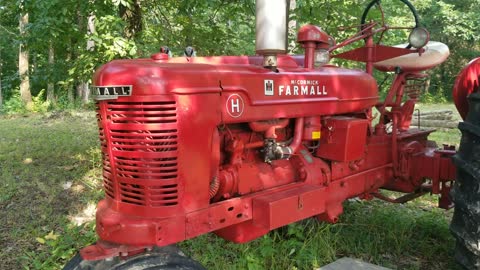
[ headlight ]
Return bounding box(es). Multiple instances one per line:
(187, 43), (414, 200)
(314, 49), (330, 66)
(408, 27), (430, 48)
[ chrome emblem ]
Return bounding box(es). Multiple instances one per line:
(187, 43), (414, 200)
(93, 85), (132, 100)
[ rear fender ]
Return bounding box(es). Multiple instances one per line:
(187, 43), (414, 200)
(453, 57), (480, 120)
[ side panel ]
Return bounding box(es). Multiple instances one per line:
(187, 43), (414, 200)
(316, 117), (369, 161)
(219, 67), (378, 123)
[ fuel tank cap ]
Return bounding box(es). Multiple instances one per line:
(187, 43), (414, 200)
(151, 53), (169, 61)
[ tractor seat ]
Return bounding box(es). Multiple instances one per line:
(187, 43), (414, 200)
(374, 41), (450, 72)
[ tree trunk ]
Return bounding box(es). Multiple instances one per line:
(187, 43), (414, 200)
(76, 82), (89, 104)
(82, 83), (89, 103)
(410, 120), (458, 129)
(66, 50), (74, 103)
(76, 13), (95, 104)
(68, 88), (74, 103)
(19, 11), (32, 109)
(83, 14), (96, 103)
(288, 0), (297, 53)
(47, 41), (55, 103)
(417, 110), (453, 115)
(0, 48), (3, 111)
(119, 0), (143, 39)
(86, 14), (95, 51)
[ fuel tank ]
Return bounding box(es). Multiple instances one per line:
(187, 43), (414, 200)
(93, 54), (379, 123)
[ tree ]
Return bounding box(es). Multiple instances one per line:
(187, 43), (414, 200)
(47, 41), (55, 103)
(119, 0), (143, 40)
(414, 0), (480, 99)
(288, 0), (297, 53)
(0, 0), (478, 113)
(0, 48), (3, 110)
(19, 2), (32, 109)
(76, 11), (96, 104)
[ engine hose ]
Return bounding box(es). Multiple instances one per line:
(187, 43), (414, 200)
(209, 173), (220, 199)
(287, 117), (305, 154)
(270, 118), (305, 160)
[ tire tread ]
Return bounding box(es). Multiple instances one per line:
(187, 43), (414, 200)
(451, 92), (480, 270)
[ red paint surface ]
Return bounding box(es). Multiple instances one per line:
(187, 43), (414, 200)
(82, 28), (456, 260)
(453, 57), (480, 119)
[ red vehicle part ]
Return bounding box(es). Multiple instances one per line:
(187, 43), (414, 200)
(84, 53), (455, 261)
(453, 57), (480, 120)
(316, 117), (369, 162)
(76, 0), (457, 265)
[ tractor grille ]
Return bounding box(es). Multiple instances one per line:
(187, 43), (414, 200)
(97, 101), (180, 207)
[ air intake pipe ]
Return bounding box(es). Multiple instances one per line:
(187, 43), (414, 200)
(256, 0), (288, 68)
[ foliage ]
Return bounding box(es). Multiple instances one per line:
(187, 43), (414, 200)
(22, 222), (97, 270)
(0, 0), (479, 111)
(2, 93), (28, 114)
(421, 91), (449, 104)
(1, 90), (52, 114)
(414, 0), (480, 100)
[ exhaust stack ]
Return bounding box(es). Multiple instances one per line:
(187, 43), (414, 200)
(256, 0), (288, 68)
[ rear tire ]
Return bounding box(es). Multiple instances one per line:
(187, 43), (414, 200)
(62, 245), (206, 270)
(451, 92), (480, 270)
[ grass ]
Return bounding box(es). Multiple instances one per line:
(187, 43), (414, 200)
(181, 200), (461, 270)
(0, 111), (101, 269)
(0, 106), (463, 270)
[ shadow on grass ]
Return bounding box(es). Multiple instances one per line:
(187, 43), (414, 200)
(0, 112), (102, 269)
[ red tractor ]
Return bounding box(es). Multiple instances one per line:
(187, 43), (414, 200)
(64, 0), (480, 269)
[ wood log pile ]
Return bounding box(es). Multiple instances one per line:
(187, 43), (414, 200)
(410, 110), (459, 129)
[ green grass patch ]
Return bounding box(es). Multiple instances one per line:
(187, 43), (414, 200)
(0, 111), (101, 269)
(0, 106), (463, 270)
(428, 128), (461, 148)
(181, 200), (461, 270)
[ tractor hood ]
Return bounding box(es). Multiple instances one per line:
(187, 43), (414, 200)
(93, 55), (378, 122)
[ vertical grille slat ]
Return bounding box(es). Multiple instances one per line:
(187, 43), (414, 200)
(97, 105), (116, 199)
(96, 100), (180, 207)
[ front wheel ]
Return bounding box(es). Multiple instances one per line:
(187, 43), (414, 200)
(451, 91), (480, 270)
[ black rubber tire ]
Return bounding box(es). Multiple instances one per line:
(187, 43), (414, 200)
(62, 245), (206, 270)
(451, 91), (480, 270)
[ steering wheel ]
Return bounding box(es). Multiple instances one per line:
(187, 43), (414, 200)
(360, 0), (423, 48)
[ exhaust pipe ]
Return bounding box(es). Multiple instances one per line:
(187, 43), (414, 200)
(256, 0), (288, 68)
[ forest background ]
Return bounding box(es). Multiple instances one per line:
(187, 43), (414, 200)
(0, 0), (479, 113)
